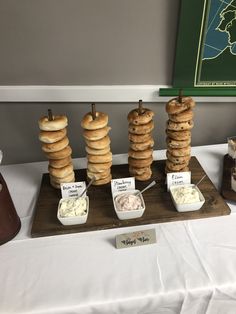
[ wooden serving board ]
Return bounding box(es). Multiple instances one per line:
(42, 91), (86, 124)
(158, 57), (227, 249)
(31, 157), (230, 238)
(221, 154), (236, 201)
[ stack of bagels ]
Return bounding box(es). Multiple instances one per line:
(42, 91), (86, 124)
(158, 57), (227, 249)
(127, 100), (154, 181)
(38, 110), (75, 189)
(165, 96), (195, 173)
(81, 104), (112, 185)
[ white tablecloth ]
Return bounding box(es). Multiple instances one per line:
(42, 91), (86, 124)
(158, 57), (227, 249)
(1, 144), (236, 314)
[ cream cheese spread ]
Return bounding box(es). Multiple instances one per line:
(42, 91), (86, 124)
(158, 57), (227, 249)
(59, 197), (87, 217)
(115, 192), (143, 211)
(171, 186), (200, 204)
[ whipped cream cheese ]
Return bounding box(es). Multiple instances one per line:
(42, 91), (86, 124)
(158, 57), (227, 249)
(115, 192), (143, 211)
(171, 186), (200, 204)
(59, 197), (87, 217)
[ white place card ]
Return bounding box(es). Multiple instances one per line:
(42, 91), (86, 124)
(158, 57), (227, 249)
(111, 177), (135, 195)
(61, 181), (86, 198)
(116, 229), (156, 249)
(167, 171), (191, 191)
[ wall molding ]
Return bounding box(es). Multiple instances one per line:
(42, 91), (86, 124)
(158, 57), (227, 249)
(0, 85), (236, 103)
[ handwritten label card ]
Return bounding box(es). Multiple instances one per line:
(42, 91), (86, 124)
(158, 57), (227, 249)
(167, 171), (191, 191)
(116, 229), (156, 249)
(61, 181), (86, 198)
(111, 177), (135, 194)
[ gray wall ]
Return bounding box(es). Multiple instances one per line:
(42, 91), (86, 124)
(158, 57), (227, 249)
(0, 0), (234, 165)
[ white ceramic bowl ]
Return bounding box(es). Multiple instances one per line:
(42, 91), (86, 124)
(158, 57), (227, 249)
(113, 189), (145, 220)
(57, 196), (89, 225)
(170, 184), (205, 212)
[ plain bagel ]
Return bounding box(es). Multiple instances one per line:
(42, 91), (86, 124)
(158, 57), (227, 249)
(49, 163), (74, 178)
(45, 145), (72, 160)
(85, 136), (111, 149)
(41, 136), (69, 153)
(85, 145), (110, 156)
(39, 128), (67, 144)
(129, 166), (151, 176)
(87, 168), (111, 181)
(38, 115), (68, 131)
(87, 152), (112, 164)
(87, 161), (112, 173)
(81, 111), (108, 130)
(83, 126), (111, 141)
(49, 156), (72, 168)
(127, 108), (154, 125)
(91, 174), (112, 186)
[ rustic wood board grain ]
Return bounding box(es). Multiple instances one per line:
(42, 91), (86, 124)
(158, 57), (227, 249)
(31, 157), (230, 238)
(221, 154), (236, 201)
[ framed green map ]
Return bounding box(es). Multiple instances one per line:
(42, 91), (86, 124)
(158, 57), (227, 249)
(160, 0), (236, 96)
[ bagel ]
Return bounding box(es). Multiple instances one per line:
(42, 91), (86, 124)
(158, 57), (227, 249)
(166, 129), (191, 141)
(50, 171), (75, 186)
(165, 165), (189, 174)
(39, 128), (67, 144)
(169, 109), (194, 123)
(83, 126), (111, 141)
(87, 152), (112, 164)
(167, 146), (191, 157)
(128, 133), (152, 143)
(135, 168), (152, 181)
(50, 179), (61, 189)
(87, 161), (112, 173)
(166, 160), (189, 171)
(127, 108), (154, 125)
(128, 149), (153, 160)
(128, 156), (153, 168)
(91, 174), (112, 186)
(87, 168), (111, 180)
(166, 136), (191, 149)
(167, 120), (194, 131)
(81, 111), (108, 130)
(128, 120), (154, 135)
(45, 145), (72, 160)
(49, 163), (74, 178)
(85, 136), (111, 149)
(49, 156), (72, 168)
(85, 145), (110, 155)
(41, 137), (69, 153)
(38, 115), (68, 131)
(166, 151), (191, 164)
(129, 166), (151, 176)
(130, 138), (154, 151)
(166, 96), (195, 115)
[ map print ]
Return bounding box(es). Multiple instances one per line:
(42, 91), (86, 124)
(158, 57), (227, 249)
(196, 0), (236, 86)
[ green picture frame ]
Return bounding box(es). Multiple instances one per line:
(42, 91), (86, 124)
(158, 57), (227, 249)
(160, 0), (236, 96)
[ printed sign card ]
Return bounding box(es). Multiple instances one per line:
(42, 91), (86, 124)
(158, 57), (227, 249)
(61, 181), (86, 198)
(167, 172), (191, 191)
(111, 177), (135, 195)
(116, 229), (156, 249)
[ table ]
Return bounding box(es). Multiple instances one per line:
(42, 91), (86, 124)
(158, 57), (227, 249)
(1, 144), (236, 314)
